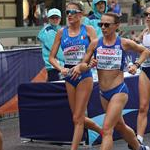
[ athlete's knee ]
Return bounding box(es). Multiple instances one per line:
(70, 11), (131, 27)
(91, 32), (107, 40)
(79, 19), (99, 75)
(115, 121), (126, 132)
(102, 124), (113, 136)
(139, 103), (149, 114)
(73, 114), (84, 125)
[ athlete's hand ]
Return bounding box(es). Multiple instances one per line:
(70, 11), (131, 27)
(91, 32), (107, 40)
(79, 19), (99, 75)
(71, 65), (81, 80)
(128, 64), (137, 75)
(60, 67), (69, 76)
(88, 58), (97, 68)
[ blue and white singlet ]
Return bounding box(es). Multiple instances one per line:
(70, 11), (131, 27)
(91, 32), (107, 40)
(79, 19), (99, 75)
(95, 36), (126, 71)
(61, 25), (90, 66)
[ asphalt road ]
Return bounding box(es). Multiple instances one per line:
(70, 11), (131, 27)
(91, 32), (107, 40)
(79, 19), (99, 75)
(1, 118), (150, 150)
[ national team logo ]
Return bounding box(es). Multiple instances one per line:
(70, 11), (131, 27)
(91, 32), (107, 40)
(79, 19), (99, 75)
(81, 35), (85, 40)
(64, 38), (68, 43)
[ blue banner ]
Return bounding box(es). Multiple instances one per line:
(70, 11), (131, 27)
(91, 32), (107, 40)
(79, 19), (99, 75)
(0, 48), (45, 109)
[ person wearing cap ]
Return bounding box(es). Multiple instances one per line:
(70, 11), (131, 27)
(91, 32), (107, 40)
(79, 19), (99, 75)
(83, 0), (108, 38)
(38, 8), (64, 81)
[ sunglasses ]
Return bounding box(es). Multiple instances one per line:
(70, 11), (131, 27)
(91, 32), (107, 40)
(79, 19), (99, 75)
(144, 12), (150, 17)
(98, 22), (115, 28)
(66, 9), (81, 15)
(50, 16), (60, 19)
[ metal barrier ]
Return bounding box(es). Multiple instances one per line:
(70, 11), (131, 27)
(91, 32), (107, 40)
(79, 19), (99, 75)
(0, 25), (146, 39)
(0, 26), (42, 38)
(0, 26), (42, 46)
(119, 24), (146, 38)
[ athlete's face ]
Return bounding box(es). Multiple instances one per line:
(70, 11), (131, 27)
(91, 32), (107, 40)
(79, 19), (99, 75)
(66, 4), (82, 25)
(144, 7), (150, 26)
(48, 15), (61, 26)
(100, 15), (118, 37)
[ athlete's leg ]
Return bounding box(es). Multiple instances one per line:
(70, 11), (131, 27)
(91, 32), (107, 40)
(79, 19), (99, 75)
(84, 117), (103, 135)
(137, 71), (150, 143)
(100, 93), (128, 150)
(67, 77), (93, 150)
(115, 117), (140, 150)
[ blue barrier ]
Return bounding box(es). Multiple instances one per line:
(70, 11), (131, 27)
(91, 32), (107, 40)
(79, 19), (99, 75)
(0, 48), (44, 107)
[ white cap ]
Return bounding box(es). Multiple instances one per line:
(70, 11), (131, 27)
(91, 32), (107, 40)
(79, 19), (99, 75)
(47, 8), (61, 18)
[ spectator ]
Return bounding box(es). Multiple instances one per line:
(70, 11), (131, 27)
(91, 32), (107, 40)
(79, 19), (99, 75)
(38, 8), (64, 81)
(107, 0), (122, 16)
(131, 0), (146, 24)
(132, 0), (145, 17)
(34, 0), (47, 26)
(28, 0), (37, 26)
(83, 0), (108, 38)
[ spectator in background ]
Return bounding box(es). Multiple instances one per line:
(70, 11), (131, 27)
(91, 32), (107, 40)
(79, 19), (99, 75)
(38, 8), (64, 81)
(107, 0), (122, 16)
(34, 0), (47, 26)
(28, 0), (37, 26)
(131, 0), (146, 24)
(23, 0), (40, 26)
(83, 0), (108, 38)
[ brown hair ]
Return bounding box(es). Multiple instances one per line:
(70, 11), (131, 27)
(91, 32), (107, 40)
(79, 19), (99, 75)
(66, 2), (83, 11)
(103, 12), (121, 24)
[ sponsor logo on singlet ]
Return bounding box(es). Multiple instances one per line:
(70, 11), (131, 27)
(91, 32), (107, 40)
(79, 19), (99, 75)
(63, 45), (86, 65)
(96, 45), (122, 70)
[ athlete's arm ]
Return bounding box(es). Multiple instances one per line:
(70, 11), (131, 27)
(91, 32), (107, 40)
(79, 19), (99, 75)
(49, 28), (63, 72)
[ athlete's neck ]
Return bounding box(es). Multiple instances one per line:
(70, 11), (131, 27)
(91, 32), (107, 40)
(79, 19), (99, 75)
(103, 34), (117, 46)
(68, 22), (81, 36)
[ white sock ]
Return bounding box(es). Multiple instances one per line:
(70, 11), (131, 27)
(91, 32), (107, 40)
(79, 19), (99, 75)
(137, 135), (143, 143)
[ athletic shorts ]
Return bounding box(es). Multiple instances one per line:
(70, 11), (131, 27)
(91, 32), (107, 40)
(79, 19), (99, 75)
(141, 67), (150, 80)
(100, 82), (129, 101)
(64, 64), (92, 87)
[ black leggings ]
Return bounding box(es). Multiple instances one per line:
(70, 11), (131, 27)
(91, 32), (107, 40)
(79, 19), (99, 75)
(47, 69), (60, 81)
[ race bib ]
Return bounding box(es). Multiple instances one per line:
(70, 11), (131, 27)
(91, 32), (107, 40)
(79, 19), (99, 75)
(96, 46), (122, 70)
(64, 45), (85, 65)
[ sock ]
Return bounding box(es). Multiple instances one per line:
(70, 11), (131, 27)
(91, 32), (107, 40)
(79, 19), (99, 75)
(137, 135), (143, 143)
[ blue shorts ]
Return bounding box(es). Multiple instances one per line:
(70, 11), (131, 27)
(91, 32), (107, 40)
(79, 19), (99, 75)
(64, 64), (92, 87)
(141, 67), (150, 80)
(100, 82), (129, 101)
(65, 70), (92, 87)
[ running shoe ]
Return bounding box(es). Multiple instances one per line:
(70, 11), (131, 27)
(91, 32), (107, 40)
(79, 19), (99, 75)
(139, 145), (150, 150)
